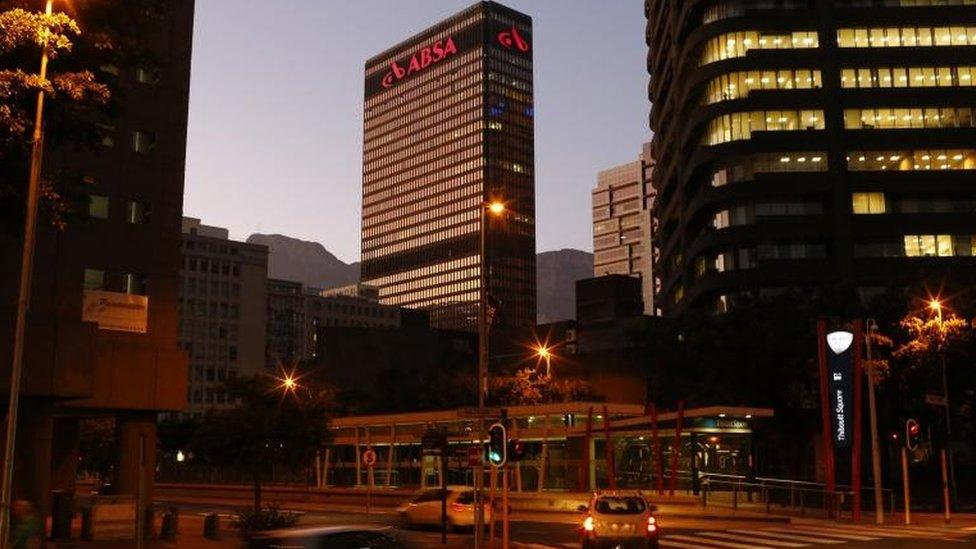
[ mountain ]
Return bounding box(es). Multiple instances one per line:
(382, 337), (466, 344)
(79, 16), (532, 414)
(247, 234), (592, 323)
(536, 248), (594, 323)
(246, 234), (359, 290)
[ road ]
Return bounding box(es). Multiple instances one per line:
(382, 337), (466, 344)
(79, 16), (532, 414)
(176, 503), (976, 548)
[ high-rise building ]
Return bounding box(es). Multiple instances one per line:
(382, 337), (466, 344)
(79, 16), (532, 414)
(361, 1), (537, 330)
(178, 218), (268, 416)
(645, 1), (976, 316)
(592, 144), (656, 314)
(0, 0), (194, 515)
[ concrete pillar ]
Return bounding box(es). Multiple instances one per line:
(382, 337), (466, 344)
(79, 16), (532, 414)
(114, 410), (156, 531)
(50, 417), (81, 493)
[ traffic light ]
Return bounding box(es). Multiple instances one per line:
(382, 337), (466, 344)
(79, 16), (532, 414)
(508, 439), (526, 462)
(905, 418), (921, 451)
(486, 422), (507, 467)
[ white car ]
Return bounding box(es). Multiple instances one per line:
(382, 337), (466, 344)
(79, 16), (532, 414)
(396, 486), (483, 530)
(578, 491), (659, 549)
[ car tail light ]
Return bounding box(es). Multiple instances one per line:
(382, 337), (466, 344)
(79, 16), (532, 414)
(451, 502), (469, 513)
(583, 516), (594, 532)
(647, 516), (657, 533)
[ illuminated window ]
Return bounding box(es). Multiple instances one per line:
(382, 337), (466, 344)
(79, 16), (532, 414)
(904, 234), (954, 257)
(852, 192), (886, 214)
(132, 131), (156, 153)
(844, 107), (975, 129)
(841, 66), (976, 88)
(847, 149), (976, 171)
(700, 30), (818, 66)
(703, 110), (824, 146)
(838, 26), (976, 48)
(702, 69), (822, 104)
(711, 152), (827, 186)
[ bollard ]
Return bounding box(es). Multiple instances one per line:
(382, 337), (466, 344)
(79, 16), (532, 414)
(732, 482), (738, 511)
(160, 507), (179, 540)
(799, 490), (805, 517)
(765, 487), (771, 514)
(80, 507), (93, 540)
(203, 512), (220, 540)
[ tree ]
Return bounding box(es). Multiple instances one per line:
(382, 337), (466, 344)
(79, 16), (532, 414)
(190, 375), (333, 510)
(489, 367), (600, 405)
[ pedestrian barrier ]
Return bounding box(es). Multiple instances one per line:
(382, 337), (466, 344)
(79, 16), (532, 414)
(203, 511), (220, 539)
(160, 506), (179, 540)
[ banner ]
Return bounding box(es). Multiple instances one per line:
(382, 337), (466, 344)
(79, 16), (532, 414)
(826, 330), (855, 448)
(82, 290), (148, 333)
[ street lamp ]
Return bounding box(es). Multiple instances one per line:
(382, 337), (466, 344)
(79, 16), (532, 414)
(536, 345), (552, 378)
(928, 297), (956, 500)
(1, 1), (57, 545)
(475, 199), (505, 546)
(864, 318), (884, 525)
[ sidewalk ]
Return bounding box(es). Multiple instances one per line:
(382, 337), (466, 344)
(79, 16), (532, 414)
(48, 514), (240, 549)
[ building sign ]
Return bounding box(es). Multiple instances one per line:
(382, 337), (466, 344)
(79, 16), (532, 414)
(497, 25), (529, 51)
(826, 331), (854, 448)
(82, 290), (148, 333)
(380, 36), (458, 89)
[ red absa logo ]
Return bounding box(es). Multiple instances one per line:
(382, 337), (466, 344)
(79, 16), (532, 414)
(381, 36), (458, 88)
(497, 25), (529, 52)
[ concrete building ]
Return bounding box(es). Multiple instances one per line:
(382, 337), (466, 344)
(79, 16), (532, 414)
(361, 1), (537, 330)
(0, 0), (195, 520)
(179, 218), (268, 416)
(592, 144), (656, 315)
(265, 280), (422, 368)
(645, 1), (976, 315)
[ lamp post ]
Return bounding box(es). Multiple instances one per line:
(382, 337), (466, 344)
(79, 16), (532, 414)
(1, 1), (55, 545)
(864, 318), (884, 525)
(928, 299), (956, 499)
(475, 200), (504, 547)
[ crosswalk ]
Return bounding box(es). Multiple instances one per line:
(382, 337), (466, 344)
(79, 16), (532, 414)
(517, 522), (973, 548)
(655, 523), (972, 549)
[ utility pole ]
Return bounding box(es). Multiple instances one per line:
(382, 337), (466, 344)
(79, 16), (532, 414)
(865, 319), (884, 525)
(901, 447), (910, 525)
(1, 2), (54, 546)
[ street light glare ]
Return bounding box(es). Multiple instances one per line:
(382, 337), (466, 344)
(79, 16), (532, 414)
(536, 346), (550, 358)
(929, 299), (942, 311)
(488, 201), (505, 215)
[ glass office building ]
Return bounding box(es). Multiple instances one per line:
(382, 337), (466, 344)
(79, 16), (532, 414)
(645, 0), (976, 316)
(361, 1), (536, 330)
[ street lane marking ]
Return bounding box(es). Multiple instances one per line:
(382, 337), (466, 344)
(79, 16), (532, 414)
(731, 530), (844, 544)
(661, 540), (728, 549)
(667, 534), (774, 549)
(697, 531), (808, 547)
(771, 526), (876, 541)
(828, 525), (935, 538)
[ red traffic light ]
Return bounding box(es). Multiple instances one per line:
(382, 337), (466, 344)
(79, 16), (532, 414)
(905, 419), (921, 451)
(909, 423), (920, 435)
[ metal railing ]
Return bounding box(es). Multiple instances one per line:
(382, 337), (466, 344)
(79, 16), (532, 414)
(698, 472), (895, 519)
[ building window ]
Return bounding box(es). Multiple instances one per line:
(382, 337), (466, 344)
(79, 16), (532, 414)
(97, 123), (116, 147)
(838, 26), (976, 48)
(135, 66), (160, 84)
(847, 149), (976, 171)
(124, 273), (147, 295)
(841, 66), (976, 89)
(88, 195), (109, 219)
(852, 192), (886, 214)
(703, 69), (822, 104)
(126, 200), (151, 224)
(132, 131), (156, 153)
(904, 234), (954, 257)
(700, 30), (819, 66)
(703, 110), (825, 146)
(84, 268), (105, 290)
(844, 107), (975, 130)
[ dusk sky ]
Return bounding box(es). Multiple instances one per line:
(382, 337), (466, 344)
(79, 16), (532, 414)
(185, 0), (649, 263)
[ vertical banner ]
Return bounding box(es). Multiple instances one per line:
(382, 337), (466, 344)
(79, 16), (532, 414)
(817, 321), (836, 512)
(827, 329), (855, 448)
(852, 320), (864, 521)
(669, 400), (684, 496)
(648, 403), (663, 495)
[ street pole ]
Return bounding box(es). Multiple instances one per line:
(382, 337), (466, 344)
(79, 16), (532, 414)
(939, 351), (956, 500)
(901, 447), (910, 525)
(502, 464), (510, 549)
(940, 449), (950, 524)
(474, 204), (488, 547)
(865, 319), (884, 525)
(1, 2), (53, 546)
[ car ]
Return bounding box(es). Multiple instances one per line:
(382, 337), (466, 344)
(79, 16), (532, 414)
(247, 524), (413, 549)
(396, 486), (486, 530)
(577, 491), (659, 549)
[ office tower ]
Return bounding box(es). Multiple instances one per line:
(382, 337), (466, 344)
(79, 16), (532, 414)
(592, 144), (656, 315)
(179, 218), (268, 416)
(645, 1), (976, 315)
(0, 0), (194, 514)
(361, 1), (537, 330)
